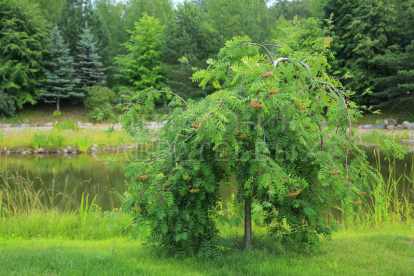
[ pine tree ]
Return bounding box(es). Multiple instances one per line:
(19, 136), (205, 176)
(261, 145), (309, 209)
(76, 23), (106, 95)
(114, 14), (165, 92)
(0, 0), (50, 108)
(40, 26), (81, 112)
(163, 1), (219, 98)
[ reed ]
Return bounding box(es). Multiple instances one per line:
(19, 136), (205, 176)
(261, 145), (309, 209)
(0, 172), (131, 239)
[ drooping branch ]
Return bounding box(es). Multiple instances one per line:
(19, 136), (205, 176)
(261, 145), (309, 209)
(250, 43), (275, 64)
(148, 90), (188, 108)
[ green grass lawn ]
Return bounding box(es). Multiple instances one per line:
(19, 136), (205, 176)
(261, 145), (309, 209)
(1, 225), (413, 276)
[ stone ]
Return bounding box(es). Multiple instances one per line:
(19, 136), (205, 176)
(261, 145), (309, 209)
(407, 123), (414, 130)
(13, 123), (20, 127)
(3, 124), (12, 128)
(396, 125), (406, 129)
(63, 148), (68, 153)
(77, 121), (82, 127)
(358, 125), (364, 129)
(46, 122), (54, 127)
(389, 119), (398, 126)
(36, 148), (45, 153)
(364, 124), (375, 129)
(37, 124), (44, 127)
(6, 151), (11, 155)
(383, 119), (388, 125)
(21, 124), (30, 127)
(67, 146), (73, 153)
(93, 143), (98, 149)
(386, 125), (395, 130)
(375, 123), (386, 129)
(402, 121), (410, 126)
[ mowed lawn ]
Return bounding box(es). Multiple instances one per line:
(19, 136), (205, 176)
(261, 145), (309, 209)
(1, 226), (413, 276)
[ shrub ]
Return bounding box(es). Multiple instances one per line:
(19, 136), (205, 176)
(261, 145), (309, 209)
(0, 89), (16, 118)
(84, 86), (116, 122)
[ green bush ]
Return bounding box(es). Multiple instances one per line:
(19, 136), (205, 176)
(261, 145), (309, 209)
(84, 86), (116, 122)
(0, 89), (16, 118)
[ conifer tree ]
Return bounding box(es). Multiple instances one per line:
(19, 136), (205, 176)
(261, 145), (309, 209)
(114, 14), (165, 92)
(40, 26), (81, 112)
(76, 23), (106, 95)
(0, 0), (50, 108)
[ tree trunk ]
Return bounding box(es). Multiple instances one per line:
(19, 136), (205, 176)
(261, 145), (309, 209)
(57, 98), (60, 112)
(244, 198), (252, 250)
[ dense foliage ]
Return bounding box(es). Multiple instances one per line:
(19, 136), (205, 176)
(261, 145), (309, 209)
(0, 89), (16, 117)
(114, 14), (165, 92)
(0, 0), (49, 108)
(2, 0), (413, 112)
(115, 34), (381, 256)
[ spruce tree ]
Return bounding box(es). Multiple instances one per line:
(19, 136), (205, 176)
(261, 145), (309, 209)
(0, 0), (50, 108)
(40, 26), (81, 112)
(76, 23), (106, 95)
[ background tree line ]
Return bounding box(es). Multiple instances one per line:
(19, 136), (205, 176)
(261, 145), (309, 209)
(1, 0), (413, 118)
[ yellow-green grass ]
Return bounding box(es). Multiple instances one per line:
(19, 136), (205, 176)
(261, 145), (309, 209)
(0, 129), (136, 150)
(0, 225), (413, 276)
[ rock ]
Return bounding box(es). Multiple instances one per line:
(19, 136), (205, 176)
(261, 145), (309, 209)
(396, 125), (407, 129)
(364, 124), (375, 129)
(63, 148), (68, 153)
(389, 119), (398, 126)
(67, 146), (73, 153)
(93, 143), (98, 149)
(402, 121), (410, 126)
(383, 119), (388, 125)
(3, 124), (12, 127)
(13, 123), (20, 127)
(358, 125), (364, 129)
(375, 123), (386, 129)
(407, 123), (414, 130)
(37, 124), (44, 127)
(21, 124), (30, 127)
(46, 122), (54, 127)
(386, 125), (395, 130)
(56, 150), (61, 154)
(6, 151), (11, 155)
(36, 148), (45, 153)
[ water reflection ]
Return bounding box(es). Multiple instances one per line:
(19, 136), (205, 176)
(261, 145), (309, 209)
(1, 145), (413, 211)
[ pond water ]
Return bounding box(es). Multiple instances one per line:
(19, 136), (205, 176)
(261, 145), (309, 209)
(1, 145), (413, 211)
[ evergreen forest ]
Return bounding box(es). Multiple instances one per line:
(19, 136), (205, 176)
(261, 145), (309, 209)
(1, 0), (413, 118)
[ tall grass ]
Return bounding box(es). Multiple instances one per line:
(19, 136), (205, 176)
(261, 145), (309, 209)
(0, 172), (131, 239)
(0, 129), (136, 150)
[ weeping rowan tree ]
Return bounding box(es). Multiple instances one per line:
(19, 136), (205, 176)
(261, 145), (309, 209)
(117, 35), (383, 257)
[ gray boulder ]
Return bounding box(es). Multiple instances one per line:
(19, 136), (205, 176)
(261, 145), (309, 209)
(364, 124), (375, 129)
(21, 124), (30, 127)
(402, 121), (410, 126)
(375, 123), (386, 129)
(383, 119), (388, 125)
(388, 119), (398, 126)
(13, 123), (20, 127)
(67, 146), (73, 153)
